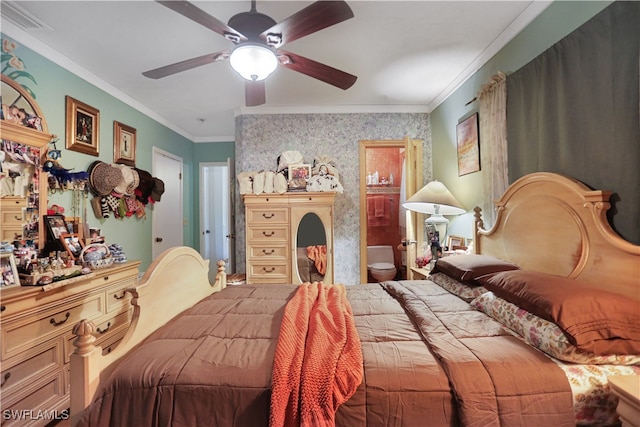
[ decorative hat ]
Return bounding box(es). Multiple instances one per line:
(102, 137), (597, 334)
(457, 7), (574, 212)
(113, 164), (139, 196)
(150, 178), (165, 202)
(133, 167), (154, 203)
(88, 161), (122, 196)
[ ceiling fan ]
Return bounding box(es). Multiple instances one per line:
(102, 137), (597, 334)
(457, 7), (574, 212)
(142, 0), (358, 106)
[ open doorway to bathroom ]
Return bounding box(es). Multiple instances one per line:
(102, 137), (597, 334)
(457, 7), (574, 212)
(359, 137), (423, 283)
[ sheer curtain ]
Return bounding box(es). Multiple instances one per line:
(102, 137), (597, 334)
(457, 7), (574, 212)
(478, 71), (508, 229)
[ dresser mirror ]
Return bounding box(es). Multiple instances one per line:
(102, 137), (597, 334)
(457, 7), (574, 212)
(1, 75), (53, 250)
(295, 212), (327, 283)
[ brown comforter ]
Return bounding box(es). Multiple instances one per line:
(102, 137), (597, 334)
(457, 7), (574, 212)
(78, 280), (574, 427)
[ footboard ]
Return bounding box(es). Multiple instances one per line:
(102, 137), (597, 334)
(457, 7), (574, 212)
(69, 247), (226, 425)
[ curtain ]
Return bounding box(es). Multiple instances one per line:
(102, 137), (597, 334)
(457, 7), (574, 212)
(506, 1), (640, 243)
(478, 71), (508, 229)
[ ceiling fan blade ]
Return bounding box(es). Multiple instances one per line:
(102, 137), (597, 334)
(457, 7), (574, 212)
(245, 80), (266, 106)
(142, 51), (229, 79)
(157, 1), (247, 42)
(260, 1), (354, 48)
(278, 50), (357, 90)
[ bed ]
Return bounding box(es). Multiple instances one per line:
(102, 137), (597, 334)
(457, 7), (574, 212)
(69, 172), (640, 426)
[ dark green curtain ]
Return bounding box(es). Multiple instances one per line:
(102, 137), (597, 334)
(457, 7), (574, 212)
(507, 1), (640, 244)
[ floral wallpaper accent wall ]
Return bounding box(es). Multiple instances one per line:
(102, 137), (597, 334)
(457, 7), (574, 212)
(235, 112), (431, 285)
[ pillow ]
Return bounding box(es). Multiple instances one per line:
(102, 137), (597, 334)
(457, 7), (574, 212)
(429, 272), (489, 302)
(477, 270), (640, 355)
(471, 291), (640, 365)
(430, 254), (520, 285)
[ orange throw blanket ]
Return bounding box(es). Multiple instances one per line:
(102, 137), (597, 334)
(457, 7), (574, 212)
(269, 282), (363, 427)
(306, 245), (327, 275)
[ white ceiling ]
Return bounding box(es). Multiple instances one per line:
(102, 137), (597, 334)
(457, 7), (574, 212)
(1, 1), (550, 142)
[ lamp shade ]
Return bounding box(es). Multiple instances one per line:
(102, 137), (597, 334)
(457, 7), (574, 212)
(229, 43), (278, 81)
(402, 181), (466, 215)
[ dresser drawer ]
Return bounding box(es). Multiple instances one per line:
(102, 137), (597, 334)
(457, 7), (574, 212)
(248, 262), (289, 282)
(1, 341), (61, 397)
(247, 225), (288, 242)
(246, 207), (288, 224)
(63, 310), (131, 362)
(105, 283), (133, 313)
(1, 370), (66, 426)
(1, 208), (24, 223)
(1, 226), (22, 241)
(2, 293), (104, 359)
(247, 244), (288, 260)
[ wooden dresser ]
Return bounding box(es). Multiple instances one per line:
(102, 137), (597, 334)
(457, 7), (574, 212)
(243, 192), (335, 285)
(0, 261), (140, 426)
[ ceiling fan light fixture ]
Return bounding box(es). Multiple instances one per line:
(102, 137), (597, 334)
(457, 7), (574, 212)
(229, 43), (278, 81)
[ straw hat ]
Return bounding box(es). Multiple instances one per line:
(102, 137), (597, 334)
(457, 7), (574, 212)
(113, 164), (139, 196)
(88, 161), (122, 196)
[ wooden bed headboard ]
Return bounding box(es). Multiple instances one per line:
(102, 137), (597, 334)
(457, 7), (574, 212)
(473, 172), (640, 300)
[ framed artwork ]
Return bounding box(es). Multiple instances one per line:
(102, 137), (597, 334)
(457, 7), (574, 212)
(44, 214), (68, 241)
(60, 233), (84, 260)
(456, 112), (480, 176)
(0, 253), (20, 288)
(446, 235), (465, 250)
(66, 96), (100, 156)
(288, 164), (311, 191)
(113, 121), (137, 166)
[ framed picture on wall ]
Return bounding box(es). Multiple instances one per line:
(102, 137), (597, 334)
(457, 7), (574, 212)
(65, 96), (100, 156)
(113, 121), (137, 166)
(456, 112), (480, 176)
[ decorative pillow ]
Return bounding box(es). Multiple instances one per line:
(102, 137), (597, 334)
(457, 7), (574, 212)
(429, 272), (489, 302)
(477, 270), (640, 355)
(471, 291), (640, 365)
(430, 254), (520, 285)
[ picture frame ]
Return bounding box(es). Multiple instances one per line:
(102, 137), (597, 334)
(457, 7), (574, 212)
(60, 233), (84, 260)
(288, 163), (311, 190)
(44, 214), (68, 241)
(65, 95), (100, 156)
(113, 121), (137, 166)
(456, 112), (480, 176)
(447, 235), (465, 250)
(1, 253), (20, 288)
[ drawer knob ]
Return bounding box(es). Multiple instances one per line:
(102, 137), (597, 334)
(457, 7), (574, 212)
(262, 267), (276, 273)
(1, 372), (10, 387)
(262, 249), (275, 255)
(96, 322), (111, 334)
(50, 312), (71, 327)
(262, 231), (275, 237)
(262, 213), (275, 219)
(13, 215), (21, 220)
(113, 291), (126, 300)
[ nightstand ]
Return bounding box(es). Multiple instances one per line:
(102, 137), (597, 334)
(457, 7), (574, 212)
(410, 266), (431, 280)
(608, 375), (640, 427)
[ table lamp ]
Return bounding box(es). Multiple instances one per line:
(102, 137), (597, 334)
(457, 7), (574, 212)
(402, 181), (465, 260)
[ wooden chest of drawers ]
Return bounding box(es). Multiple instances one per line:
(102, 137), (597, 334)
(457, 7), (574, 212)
(0, 261), (140, 426)
(243, 192), (335, 284)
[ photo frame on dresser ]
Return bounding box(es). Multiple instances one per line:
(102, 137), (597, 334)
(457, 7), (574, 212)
(60, 233), (84, 260)
(0, 253), (20, 288)
(44, 214), (68, 241)
(288, 164), (311, 191)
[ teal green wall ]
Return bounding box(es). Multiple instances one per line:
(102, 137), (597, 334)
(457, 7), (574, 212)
(430, 1), (611, 240)
(2, 34), (234, 271)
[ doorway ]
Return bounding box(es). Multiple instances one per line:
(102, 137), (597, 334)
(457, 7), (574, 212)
(359, 137), (423, 283)
(152, 148), (183, 260)
(199, 160), (235, 280)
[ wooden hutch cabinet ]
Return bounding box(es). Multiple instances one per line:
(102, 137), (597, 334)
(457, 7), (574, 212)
(243, 192), (335, 285)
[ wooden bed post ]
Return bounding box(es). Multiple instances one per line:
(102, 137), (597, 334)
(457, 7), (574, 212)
(473, 206), (484, 254)
(70, 320), (102, 426)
